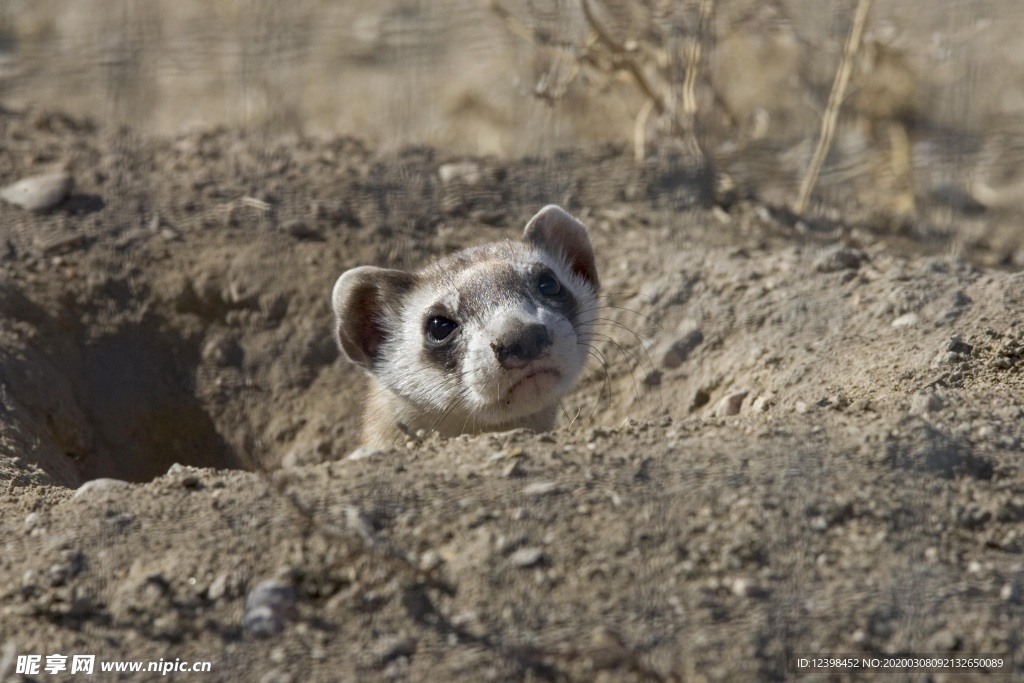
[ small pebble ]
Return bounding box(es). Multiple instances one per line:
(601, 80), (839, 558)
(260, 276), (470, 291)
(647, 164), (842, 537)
(0, 171), (72, 211)
(730, 578), (765, 598)
(891, 312), (920, 328)
(243, 580), (297, 637)
(347, 446), (385, 461)
(73, 478), (130, 498)
(20, 570), (37, 595)
(932, 350), (964, 367)
(523, 481), (558, 497)
(848, 397), (871, 412)
(438, 162), (481, 185)
(345, 506), (376, 540)
(814, 245), (866, 273)
(713, 390), (748, 417)
(372, 635), (416, 665)
(946, 337), (973, 355)
(23, 512), (43, 532)
(927, 629), (959, 651)
(419, 551), (442, 571)
(47, 563), (70, 586)
(207, 573), (230, 601)
(509, 547), (545, 568)
(502, 461), (524, 478)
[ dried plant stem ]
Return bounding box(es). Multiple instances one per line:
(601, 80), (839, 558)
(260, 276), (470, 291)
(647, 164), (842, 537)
(793, 0), (873, 214)
(634, 98), (655, 162)
(682, 0), (715, 119)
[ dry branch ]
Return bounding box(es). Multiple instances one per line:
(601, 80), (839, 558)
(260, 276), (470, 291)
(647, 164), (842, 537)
(793, 0), (874, 214)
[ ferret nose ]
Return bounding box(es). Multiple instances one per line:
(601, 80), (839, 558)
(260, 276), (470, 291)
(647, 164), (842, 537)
(491, 323), (551, 368)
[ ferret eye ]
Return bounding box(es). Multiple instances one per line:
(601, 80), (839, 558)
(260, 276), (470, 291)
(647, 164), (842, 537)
(538, 272), (562, 297)
(426, 316), (458, 342)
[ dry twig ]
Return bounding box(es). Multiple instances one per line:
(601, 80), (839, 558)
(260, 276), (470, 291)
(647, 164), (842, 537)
(793, 0), (874, 214)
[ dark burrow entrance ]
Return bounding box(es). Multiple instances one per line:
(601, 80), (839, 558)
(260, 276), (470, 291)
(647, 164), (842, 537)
(0, 283), (244, 485)
(72, 322), (242, 482)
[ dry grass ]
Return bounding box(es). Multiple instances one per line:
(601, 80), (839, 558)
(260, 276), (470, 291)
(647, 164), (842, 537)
(491, 0), (946, 219)
(490, 0), (718, 163)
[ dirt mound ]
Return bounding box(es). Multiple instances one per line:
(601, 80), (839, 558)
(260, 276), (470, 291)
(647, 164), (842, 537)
(1, 109), (1022, 680)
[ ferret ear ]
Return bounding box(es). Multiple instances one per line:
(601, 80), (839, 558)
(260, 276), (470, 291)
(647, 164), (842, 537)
(332, 266), (416, 368)
(523, 205), (599, 290)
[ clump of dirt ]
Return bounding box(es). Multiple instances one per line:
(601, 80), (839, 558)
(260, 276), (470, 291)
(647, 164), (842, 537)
(1, 108), (1023, 681)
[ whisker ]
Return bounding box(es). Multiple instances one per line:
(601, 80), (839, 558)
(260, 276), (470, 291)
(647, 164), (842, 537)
(558, 398), (571, 423)
(577, 303), (661, 378)
(589, 316), (651, 349)
(581, 332), (646, 374)
(460, 399), (477, 435)
(576, 302), (662, 329)
(584, 347), (612, 395)
(431, 393), (467, 436)
(565, 400), (583, 430)
(582, 348), (612, 421)
(582, 332), (645, 404)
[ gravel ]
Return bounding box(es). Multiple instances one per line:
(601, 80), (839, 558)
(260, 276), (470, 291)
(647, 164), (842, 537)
(243, 580), (298, 638)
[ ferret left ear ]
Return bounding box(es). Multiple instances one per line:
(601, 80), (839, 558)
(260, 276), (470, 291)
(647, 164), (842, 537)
(332, 266), (416, 369)
(523, 205), (599, 291)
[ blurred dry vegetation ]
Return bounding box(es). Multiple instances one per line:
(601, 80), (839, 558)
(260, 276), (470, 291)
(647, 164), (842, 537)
(1, 0), (1023, 249)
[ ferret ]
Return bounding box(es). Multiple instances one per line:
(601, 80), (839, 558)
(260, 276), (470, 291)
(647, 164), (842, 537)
(332, 205), (599, 444)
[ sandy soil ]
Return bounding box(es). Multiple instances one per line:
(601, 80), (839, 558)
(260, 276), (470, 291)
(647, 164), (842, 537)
(0, 105), (1023, 682)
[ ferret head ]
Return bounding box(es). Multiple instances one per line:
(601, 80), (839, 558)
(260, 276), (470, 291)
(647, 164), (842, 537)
(332, 205), (599, 435)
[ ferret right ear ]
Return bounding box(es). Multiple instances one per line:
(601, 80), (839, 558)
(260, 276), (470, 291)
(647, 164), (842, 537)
(332, 266), (416, 368)
(523, 205), (599, 291)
